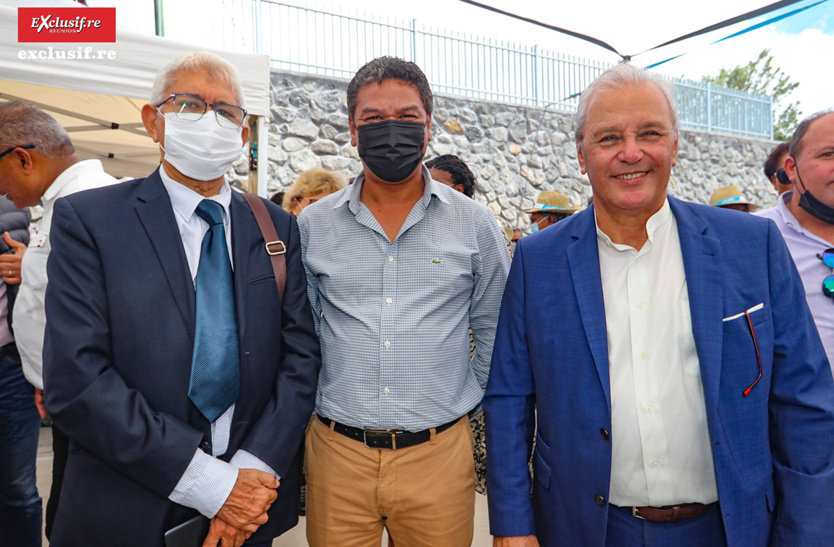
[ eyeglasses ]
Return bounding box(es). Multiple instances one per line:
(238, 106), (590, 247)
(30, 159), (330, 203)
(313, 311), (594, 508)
(817, 248), (834, 298)
(156, 94), (247, 129)
(742, 309), (763, 398)
(0, 144), (35, 160)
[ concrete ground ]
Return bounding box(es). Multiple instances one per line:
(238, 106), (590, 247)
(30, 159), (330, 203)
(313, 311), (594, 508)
(36, 427), (494, 546)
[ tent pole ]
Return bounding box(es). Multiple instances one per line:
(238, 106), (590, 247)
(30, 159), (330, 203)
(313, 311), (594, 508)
(248, 116), (268, 197)
(154, 0), (165, 37)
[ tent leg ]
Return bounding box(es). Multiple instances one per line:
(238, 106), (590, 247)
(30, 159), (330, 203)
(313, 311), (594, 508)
(248, 115), (268, 197)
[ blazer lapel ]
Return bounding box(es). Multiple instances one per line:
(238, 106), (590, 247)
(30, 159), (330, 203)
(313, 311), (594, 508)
(566, 207), (611, 411)
(230, 192), (252, 340)
(669, 197), (723, 412)
(135, 172), (196, 342)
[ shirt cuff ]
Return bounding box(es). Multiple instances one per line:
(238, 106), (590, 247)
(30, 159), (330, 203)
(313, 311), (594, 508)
(169, 449), (239, 518)
(229, 450), (281, 481)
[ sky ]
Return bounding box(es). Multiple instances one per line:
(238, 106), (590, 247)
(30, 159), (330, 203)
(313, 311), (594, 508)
(90, 0), (833, 119)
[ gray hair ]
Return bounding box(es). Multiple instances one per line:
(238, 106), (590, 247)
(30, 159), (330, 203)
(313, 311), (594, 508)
(0, 101), (74, 158)
(150, 51), (245, 108)
(789, 109), (834, 158)
(574, 63), (679, 149)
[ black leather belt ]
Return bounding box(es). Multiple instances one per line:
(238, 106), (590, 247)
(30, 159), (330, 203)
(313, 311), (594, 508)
(316, 414), (460, 449)
(0, 341), (18, 358)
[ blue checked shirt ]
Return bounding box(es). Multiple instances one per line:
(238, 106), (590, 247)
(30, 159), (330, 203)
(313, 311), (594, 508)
(298, 168), (510, 432)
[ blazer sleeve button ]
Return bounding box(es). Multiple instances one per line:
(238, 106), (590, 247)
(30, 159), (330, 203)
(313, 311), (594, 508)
(594, 494), (606, 506)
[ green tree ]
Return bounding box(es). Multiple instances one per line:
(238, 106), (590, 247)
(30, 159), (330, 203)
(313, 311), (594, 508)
(701, 49), (800, 141)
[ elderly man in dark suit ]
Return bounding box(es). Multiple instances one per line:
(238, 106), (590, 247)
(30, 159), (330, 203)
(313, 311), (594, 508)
(42, 51), (320, 547)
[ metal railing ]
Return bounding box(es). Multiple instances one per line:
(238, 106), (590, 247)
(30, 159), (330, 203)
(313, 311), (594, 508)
(184, 0), (773, 139)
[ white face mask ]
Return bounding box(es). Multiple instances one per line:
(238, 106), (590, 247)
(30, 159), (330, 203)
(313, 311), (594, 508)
(158, 111), (244, 181)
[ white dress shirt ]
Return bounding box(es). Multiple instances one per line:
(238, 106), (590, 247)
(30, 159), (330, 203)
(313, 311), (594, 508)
(596, 199), (719, 507)
(159, 168), (277, 519)
(17, 160), (118, 389)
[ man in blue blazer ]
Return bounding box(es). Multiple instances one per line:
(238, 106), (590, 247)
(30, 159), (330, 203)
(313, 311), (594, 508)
(42, 52), (320, 546)
(485, 63), (834, 547)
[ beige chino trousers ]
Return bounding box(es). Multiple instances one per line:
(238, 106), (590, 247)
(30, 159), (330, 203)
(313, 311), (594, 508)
(305, 415), (476, 547)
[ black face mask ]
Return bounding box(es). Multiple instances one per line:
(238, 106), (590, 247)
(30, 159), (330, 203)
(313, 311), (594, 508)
(795, 164), (834, 224)
(357, 120), (426, 183)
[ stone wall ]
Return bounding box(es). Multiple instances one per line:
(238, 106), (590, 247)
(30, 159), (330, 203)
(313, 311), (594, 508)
(228, 69), (781, 228)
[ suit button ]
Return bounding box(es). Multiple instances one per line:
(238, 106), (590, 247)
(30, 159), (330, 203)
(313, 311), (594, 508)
(600, 428), (610, 441)
(594, 495), (606, 506)
(200, 441), (211, 452)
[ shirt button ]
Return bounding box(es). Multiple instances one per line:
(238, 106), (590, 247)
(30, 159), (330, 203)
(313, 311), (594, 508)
(640, 351), (648, 360)
(637, 301), (647, 309)
(651, 459), (661, 468)
(645, 404), (655, 414)
(384, 340), (391, 348)
(594, 494), (606, 506)
(385, 297), (393, 304)
(383, 387), (390, 395)
(388, 256), (394, 262)
(636, 257), (642, 263)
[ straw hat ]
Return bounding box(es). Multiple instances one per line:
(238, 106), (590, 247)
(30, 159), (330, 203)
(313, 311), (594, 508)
(709, 185), (759, 211)
(524, 191), (581, 214)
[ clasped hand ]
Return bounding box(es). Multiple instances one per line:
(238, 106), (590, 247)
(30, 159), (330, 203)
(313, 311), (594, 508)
(202, 468), (279, 547)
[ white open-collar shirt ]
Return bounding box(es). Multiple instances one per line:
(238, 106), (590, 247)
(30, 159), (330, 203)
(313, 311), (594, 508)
(596, 199), (719, 507)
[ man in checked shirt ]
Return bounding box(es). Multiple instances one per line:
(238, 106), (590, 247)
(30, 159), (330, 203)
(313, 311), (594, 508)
(298, 56), (510, 546)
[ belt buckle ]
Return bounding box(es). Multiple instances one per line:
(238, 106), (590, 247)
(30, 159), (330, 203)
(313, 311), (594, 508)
(631, 507), (645, 520)
(363, 429), (401, 449)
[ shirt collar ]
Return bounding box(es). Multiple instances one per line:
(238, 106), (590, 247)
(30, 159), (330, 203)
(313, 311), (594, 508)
(595, 198), (672, 251)
(43, 160), (106, 204)
(158, 166), (232, 224)
(335, 166), (449, 215)
(772, 189), (834, 247)
(775, 190), (801, 230)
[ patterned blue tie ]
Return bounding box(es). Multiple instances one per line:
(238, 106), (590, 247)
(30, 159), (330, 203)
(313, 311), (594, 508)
(188, 199), (240, 423)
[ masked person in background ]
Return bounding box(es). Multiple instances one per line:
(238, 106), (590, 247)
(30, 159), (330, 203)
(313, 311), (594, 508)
(757, 109), (834, 372)
(42, 51), (320, 547)
(524, 191), (581, 233)
(298, 56), (510, 546)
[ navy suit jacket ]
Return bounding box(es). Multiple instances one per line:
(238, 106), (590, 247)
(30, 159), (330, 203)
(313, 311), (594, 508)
(43, 171), (321, 546)
(484, 197), (834, 546)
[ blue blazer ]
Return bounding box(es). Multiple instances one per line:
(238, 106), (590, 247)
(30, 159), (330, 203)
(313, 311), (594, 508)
(43, 172), (321, 546)
(484, 197), (834, 546)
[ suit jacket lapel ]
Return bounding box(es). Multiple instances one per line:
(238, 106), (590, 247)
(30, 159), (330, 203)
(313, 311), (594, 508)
(135, 171), (196, 342)
(230, 192), (252, 341)
(567, 207), (611, 411)
(669, 197), (723, 413)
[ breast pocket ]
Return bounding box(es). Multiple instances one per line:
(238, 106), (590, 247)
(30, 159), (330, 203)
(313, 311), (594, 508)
(722, 303), (767, 335)
(721, 304), (772, 399)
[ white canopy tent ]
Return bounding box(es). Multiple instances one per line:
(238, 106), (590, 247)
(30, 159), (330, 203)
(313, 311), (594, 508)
(0, 4), (271, 193)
